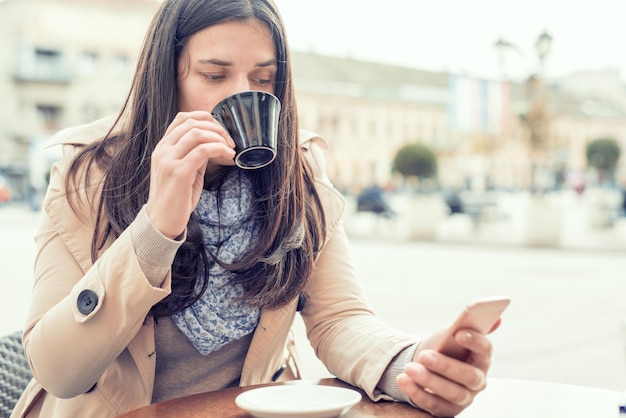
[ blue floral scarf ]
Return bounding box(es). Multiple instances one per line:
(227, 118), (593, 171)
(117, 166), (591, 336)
(172, 171), (261, 355)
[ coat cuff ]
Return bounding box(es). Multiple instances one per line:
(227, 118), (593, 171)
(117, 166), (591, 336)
(376, 343), (419, 404)
(130, 205), (185, 287)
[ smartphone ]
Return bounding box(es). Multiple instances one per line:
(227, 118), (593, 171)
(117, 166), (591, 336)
(435, 295), (510, 361)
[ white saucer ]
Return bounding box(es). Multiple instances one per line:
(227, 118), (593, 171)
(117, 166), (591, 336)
(235, 384), (362, 418)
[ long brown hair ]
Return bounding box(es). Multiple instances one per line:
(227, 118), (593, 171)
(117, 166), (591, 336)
(66, 0), (326, 317)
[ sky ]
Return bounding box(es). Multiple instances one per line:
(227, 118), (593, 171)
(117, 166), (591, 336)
(273, 0), (626, 82)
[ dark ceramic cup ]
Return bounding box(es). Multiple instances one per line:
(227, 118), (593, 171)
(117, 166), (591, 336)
(212, 90), (281, 170)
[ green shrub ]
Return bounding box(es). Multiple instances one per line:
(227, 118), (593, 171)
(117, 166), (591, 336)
(586, 138), (621, 183)
(392, 143), (437, 180)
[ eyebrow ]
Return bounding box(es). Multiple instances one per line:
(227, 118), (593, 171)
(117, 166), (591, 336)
(197, 58), (278, 67)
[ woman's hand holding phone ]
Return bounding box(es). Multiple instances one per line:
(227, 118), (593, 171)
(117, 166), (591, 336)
(435, 295), (510, 360)
(397, 296), (510, 417)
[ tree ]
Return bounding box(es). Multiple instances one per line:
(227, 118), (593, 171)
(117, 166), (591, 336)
(392, 143), (438, 183)
(586, 137), (621, 184)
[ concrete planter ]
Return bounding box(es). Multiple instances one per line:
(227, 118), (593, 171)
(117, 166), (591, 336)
(404, 194), (448, 240)
(585, 188), (621, 229)
(525, 195), (562, 247)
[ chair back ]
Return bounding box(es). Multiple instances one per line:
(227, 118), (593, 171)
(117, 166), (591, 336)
(0, 331), (32, 418)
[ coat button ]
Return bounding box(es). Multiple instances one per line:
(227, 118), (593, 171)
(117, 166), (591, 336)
(77, 289), (98, 315)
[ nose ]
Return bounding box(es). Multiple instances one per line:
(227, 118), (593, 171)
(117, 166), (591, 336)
(232, 74), (251, 94)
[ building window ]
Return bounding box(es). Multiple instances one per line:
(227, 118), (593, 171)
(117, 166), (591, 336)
(78, 52), (99, 75)
(34, 48), (63, 79)
(81, 104), (101, 123)
(111, 53), (130, 75)
(318, 114), (339, 135)
(36, 105), (61, 131)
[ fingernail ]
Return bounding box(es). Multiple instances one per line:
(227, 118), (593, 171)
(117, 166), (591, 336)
(397, 373), (411, 387)
(421, 351), (436, 366)
(405, 362), (420, 374)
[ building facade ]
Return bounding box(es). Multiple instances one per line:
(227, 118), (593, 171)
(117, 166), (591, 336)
(1, 0), (625, 202)
(0, 0), (159, 200)
(292, 55), (626, 193)
(292, 52), (453, 192)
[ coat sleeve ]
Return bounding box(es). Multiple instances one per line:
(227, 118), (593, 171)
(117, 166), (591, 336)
(299, 133), (419, 401)
(301, 224), (418, 401)
(22, 142), (171, 399)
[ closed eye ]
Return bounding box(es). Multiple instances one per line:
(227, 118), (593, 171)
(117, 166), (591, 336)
(252, 77), (273, 86)
(201, 73), (226, 82)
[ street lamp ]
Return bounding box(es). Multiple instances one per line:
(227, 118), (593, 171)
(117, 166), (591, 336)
(494, 30), (553, 79)
(494, 38), (514, 68)
(495, 31), (562, 246)
(494, 37), (521, 79)
(534, 30), (553, 77)
(494, 31), (555, 192)
(534, 30), (553, 65)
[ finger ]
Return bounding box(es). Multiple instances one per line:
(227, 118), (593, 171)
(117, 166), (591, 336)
(167, 116), (232, 147)
(164, 111), (213, 137)
(154, 145), (234, 186)
(165, 124), (233, 160)
(454, 330), (493, 371)
(417, 349), (487, 392)
(150, 137), (233, 189)
(178, 142), (236, 171)
(162, 112), (234, 147)
(397, 372), (465, 417)
(403, 362), (475, 407)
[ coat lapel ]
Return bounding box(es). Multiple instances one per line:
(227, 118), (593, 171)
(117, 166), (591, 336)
(240, 298), (298, 385)
(241, 130), (346, 384)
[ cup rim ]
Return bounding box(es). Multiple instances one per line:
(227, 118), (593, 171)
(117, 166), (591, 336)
(234, 146), (277, 170)
(212, 90), (280, 113)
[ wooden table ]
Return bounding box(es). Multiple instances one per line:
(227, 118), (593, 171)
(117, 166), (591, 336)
(116, 378), (426, 418)
(116, 377), (623, 418)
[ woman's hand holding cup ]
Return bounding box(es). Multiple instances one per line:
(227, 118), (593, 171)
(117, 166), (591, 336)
(146, 111), (235, 239)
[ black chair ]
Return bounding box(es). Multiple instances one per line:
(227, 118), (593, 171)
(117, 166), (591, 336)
(0, 331), (32, 418)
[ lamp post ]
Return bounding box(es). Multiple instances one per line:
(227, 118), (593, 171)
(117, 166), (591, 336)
(494, 30), (553, 192)
(495, 30), (552, 79)
(535, 30), (553, 75)
(495, 31), (562, 247)
(494, 38), (520, 80)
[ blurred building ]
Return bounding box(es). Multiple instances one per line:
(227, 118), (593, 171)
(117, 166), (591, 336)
(548, 70), (626, 189)
(292, 53), (452, 192)
(0, 0), (159, 201)
(292, 54), (626, 193)
(0, 0), (625, 202)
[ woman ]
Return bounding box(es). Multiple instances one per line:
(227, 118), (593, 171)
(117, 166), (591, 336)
(11, 1), (495, 417)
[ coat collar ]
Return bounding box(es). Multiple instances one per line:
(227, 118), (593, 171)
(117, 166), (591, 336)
(46, 115), (120, 148)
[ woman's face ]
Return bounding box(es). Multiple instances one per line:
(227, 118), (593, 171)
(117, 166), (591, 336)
(177, 18), (277, 113)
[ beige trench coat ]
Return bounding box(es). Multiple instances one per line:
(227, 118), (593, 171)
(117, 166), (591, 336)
(11, 118), (418, 418)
